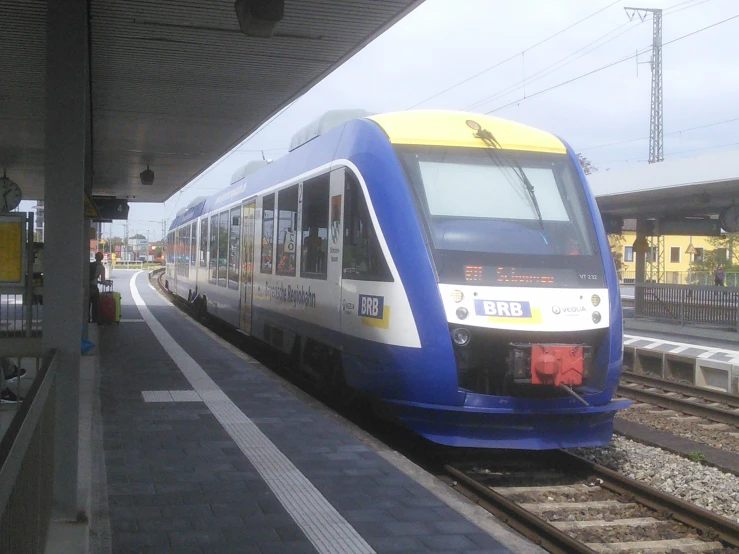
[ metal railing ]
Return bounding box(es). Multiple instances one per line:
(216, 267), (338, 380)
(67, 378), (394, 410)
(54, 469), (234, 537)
(110, 260), (142, 270)
(635, 282), (739, 330)
(0, 350), (57, 554)
(109, 261), (164, 271)
(0, 292), (43, 338)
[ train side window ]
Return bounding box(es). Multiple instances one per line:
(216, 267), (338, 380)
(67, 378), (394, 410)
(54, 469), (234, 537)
(209, 215), (218, 283)
(276, 185), (298, 276)
(199, 218), (208, 267)
(342, 170), (393, 282)
(181, 225), (190, 278)
(228, 207), (241, 289)
(218, 211), (229, 287)
(190, 222), (197, 266)
(300, 175), (329, 279)
(261, 194), (275, 273)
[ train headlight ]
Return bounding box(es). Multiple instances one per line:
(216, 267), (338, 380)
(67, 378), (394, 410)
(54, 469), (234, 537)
(592, 311), (601, 324)
(591, 294), (601, 306)
(451, 290), (464, 303)
(451, 327), (471, 346)
(456, 307), (469, 320)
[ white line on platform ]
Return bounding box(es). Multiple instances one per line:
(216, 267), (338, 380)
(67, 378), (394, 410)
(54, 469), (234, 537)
(129, 271), (375, 554)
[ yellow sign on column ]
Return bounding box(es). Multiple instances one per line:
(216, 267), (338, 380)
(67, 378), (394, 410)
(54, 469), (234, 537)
(0, 216), (23, 283)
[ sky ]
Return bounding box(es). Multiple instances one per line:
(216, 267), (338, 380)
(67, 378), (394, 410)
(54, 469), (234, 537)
(41, 0), (739, 242)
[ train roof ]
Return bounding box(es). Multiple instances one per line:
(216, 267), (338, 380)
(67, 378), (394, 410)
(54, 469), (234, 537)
(368, 110), (566, 154)
(168, 110), (568, 232)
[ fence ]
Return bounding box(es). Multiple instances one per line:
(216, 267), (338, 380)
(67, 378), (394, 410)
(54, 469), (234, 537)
(635, 282), (739, 330)
(619, 270), (739, 287)
(110, 261), (163, 271)
(0, 350), (57, 554)
(0, 294), (43, 338)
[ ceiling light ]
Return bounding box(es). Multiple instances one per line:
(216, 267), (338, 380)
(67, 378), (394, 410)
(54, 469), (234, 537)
(234, 0), (284, 38)
(140, 165), (154, 186)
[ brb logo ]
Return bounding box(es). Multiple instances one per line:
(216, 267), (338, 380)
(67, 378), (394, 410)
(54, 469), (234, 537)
(474, 299), (531, 318)
(358, 294), (384, 319)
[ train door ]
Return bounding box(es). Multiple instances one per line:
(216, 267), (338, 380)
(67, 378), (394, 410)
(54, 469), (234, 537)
(327, 169), (345, 332)
(339, 167), (393, 338)
(239, 199), (256, 333)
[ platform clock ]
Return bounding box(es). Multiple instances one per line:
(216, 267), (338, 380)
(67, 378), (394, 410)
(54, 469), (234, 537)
(720, 205), (739, 234)
(0, 175), (22, 213)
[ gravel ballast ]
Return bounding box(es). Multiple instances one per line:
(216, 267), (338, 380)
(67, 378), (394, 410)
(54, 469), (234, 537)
(570, 435), (739, 523)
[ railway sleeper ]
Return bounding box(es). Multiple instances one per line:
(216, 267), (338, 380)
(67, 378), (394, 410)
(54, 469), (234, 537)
(551, 517), (666, 530)
(495, 484), (593, 495)
(520, 500), (636, 512)
(585, 537), (723, 553)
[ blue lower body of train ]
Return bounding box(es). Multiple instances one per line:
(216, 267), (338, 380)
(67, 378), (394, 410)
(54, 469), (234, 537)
(381, 396), (629, 449)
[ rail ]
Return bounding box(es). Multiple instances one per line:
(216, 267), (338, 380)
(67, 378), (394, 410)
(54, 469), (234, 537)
(634, 282), (739, 330)
(0, 350), (58, 554)
(445, 464), (591, 554)
(621, 371), (739, 407)
(616, 380), (739, 426)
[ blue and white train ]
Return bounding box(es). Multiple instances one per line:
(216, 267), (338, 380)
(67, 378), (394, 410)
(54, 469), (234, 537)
(165, 109), (628, 449)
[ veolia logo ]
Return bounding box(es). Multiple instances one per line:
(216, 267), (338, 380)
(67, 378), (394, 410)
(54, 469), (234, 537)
(552, 305), (586, 315)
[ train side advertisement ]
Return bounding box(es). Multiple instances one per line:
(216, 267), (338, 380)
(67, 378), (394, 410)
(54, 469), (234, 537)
(0, 214), (25, 286)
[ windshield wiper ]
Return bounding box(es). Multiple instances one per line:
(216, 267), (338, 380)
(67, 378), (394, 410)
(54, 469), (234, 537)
(467, 120), (549, 244)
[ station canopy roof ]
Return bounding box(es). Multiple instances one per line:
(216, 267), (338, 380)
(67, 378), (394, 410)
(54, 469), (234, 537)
(1, 0), (423, 203)
(588, 150), (739, 219)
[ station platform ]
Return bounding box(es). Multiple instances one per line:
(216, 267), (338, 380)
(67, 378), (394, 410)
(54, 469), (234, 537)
(89, 270), (539, 554)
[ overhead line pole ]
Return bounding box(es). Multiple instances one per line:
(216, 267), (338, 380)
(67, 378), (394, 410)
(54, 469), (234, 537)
(625, 6), (663, 164)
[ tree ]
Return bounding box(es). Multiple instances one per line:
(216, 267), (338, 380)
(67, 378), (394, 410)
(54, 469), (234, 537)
(689, 235), (736, 273)
(608, 234), (626, 274)
(577, 153), (597, 176)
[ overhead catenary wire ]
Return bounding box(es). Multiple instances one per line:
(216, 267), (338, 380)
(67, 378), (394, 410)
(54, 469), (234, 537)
(663, 0), (713, 16)
(485, 12), (739, 115)
(465, 18), (644, 112)
(405, 0), (624, 110)
(594, 138), (739, 166)
(579, 116), (739, 151)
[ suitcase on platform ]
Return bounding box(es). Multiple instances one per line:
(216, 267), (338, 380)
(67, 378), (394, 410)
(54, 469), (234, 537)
(98, 292), (116, 324)
(98, 280), (121, 324)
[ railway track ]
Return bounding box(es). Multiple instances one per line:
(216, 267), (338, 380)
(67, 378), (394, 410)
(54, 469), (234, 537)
(446, 450), (739, 554)
(617, 372), (739, 427)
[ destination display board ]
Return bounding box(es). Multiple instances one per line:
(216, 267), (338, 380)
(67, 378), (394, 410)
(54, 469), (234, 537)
(0, 214), (25, 285)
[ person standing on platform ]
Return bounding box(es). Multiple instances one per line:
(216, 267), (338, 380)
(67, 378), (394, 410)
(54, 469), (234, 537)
(89, 252), (105, 323)
(715, 264), (725, 287)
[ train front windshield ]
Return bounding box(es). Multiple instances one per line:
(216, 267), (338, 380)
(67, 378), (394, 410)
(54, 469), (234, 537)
(396, 146), (605, 287)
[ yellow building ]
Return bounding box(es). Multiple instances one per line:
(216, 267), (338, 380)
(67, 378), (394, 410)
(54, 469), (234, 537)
(612, 231), (727, 285)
